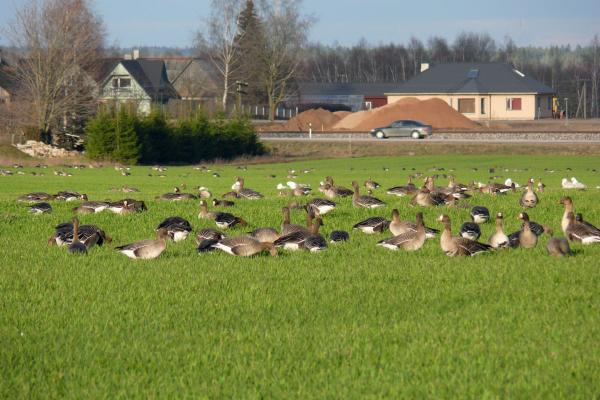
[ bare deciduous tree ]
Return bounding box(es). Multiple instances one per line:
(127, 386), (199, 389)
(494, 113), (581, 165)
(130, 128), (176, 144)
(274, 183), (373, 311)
(4, 0), (105, 146)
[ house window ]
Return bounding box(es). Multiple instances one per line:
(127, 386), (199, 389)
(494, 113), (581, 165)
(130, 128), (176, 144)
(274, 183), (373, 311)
(458, 98), (475, 113)
(111, 76), (132, 90)
(480, 98), (486, 114)
(506, 97), (522, 110)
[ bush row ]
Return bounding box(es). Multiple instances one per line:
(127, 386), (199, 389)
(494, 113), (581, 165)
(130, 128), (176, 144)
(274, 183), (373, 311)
(85, 108), (265, 164)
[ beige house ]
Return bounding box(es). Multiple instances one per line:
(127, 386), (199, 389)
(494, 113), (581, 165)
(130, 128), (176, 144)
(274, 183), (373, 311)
(386, 63), (556, 121)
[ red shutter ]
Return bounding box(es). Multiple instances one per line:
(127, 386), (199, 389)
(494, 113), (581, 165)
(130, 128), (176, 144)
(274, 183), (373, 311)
(512, 98), (522, 110)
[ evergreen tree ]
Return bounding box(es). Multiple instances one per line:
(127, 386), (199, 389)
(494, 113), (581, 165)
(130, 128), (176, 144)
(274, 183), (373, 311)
(113, 107), (140, 164)
(84, 110), (115, 159)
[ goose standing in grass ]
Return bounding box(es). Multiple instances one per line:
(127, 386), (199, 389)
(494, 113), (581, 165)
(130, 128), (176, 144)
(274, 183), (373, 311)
(67, 218), (89, 254)
(470, 206), (490, 224)
(352, 181), (385, 208)
(329, 230), (349, 243)
(519, 179), (538, 208)
(116, 228), (169, 259)
(437, 214), (492, 257)
(353, 216), (390, 234)
(234, 177), (264, 199)
(157, 217), (193, 242)
(560, 196), (574, 234)
(377, 212), (427, 251)
(386, 176), (417, 197)
(389, 208), (438, 238)
(319, 177), (353, 199)
(459, 222), (481, 240)
(281, 206), (309, 235)
(537, 179), (545, 193)
(212, 236), (278, 257)
(17, 192), (54, 202)
(250, 227), (280, 243)
(306, 198), (336, 216)
(28, 202), (52, 214)
(488, 213), (509, 248)
(49, 222), (111, 247)
(198, 200), (246, 229)
(546, 236), (571, 257)
(565, 212), (600, 244)
(516, 212), (538, 248)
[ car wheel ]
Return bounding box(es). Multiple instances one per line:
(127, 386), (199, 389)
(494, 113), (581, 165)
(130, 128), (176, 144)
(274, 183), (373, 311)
(411, 131), (421, 139)
(375, 130), (386, 139)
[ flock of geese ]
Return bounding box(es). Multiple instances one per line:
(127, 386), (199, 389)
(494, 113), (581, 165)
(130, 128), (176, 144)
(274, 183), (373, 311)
(15, 172), (600, 259)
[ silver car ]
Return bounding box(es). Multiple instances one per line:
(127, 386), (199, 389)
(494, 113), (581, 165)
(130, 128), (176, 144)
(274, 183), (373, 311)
(370, 120), (432, 139)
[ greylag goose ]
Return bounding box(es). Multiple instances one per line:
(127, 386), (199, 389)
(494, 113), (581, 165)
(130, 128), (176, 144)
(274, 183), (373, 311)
(353, 216), (390, 234)
(329, 231), (349, 243)
(198, 200), (246, 229)
(560, 196), (574, 234)
(222, 191), (241, 199)
(519, 179), (538, 208)
(352, 181), (385, 208)
(438, 214), (492, 257)
(28, 202), (52, 214)
(212, 236), (277, 257)
(67, 218), (89, 254)
(319, 177), (353, 198)
(386, 176), (417, 197)
(488, 213), (509, 248)
(250, 227), (280, 243)
(508, 217), (549, 247)
(17, 192), (54, 202)
(213, 199), (235, 207)
(470, 206), (490, 224)
(197, 187), (212, 199)
(274, 217), (324, 251)
(55, 191), (87, 201)
(364, 178), (380, 190)
(48, 222), (111, 247)
(303, 221), (327, 252)
(377, 212), (427, 251)
(459, 222), (481, 240)
(306, 198), (336, 215)
(389, 208), (438, 238)
(546, 236), (571, 257)
(565, 212), (600, 244)
(234, 177), (263, 199)
(516, 212), (538, 248)
(410, 187), (450, 207)
(537, 179), (545, 193)
(156, 189), (197, 201)
(116, 228), (169, 259)
(73, 201), (109, 214)
(281, 206), (309, 235)
(157, 217), (192, 242)
(195, 228), (226, 252)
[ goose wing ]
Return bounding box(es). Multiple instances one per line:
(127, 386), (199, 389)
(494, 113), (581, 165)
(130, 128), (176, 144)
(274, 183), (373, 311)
(353, 217), (389, 232)
(274, 230), (310, 247)
(239, 188), (263, 199)
(567, 222), (600, 243)
(378, 231), (417, 247)
(355, 195), (386, 208)
(454, 237), (491, 256)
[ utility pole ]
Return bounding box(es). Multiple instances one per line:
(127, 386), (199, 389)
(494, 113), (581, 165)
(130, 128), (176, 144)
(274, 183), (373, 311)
(565, 98), (569, 123)
(235, 81), (248, 115)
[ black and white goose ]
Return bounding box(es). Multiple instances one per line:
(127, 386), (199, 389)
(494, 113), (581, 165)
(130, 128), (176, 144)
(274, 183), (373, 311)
(28, 202), (52, 214)
(213, 199), (235, 207)
(353, 216), (390, 234)
(438, 214), (492, 257)
(459, 222), (481, 241)
(351, 181), (385, 209)
(115, 228), (169, 260)
(329, 230), (349, 243)
(67, 217), (89, 254)
(157, 216), (192, 242)
(198, 200), (246, 229)
(470, 206), (490, 224)
(48, 221), (111, 248)
(565, 212), (600, 244)
(234, 177), (264, 199)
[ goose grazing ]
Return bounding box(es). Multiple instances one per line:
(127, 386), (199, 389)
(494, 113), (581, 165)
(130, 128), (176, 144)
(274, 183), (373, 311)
(546, 236), (572, 257)
(28, 202), (52, 214)
(303, 219), (328, 252)
(212, 199), (235, 207)
(459, 222), (481, 241)
(438, 214), (492, 257)
(488, 213), (509, 248)
(306, 198), (336, 216)
(115, 228), (169, 259)
(364, 178), (380, 190)
(519, 179), (538, 208)
(565, 212), (600, 244)
(250, 227), (280, 243)
(55, 191), (88, 202)
(377, 212), (427, 251)
(516, 212), (538, 248)
(67, 218), (89, 254)
(212, 236), (277, 257)
(17, 192), (54, 202)
(353, 216), (390, 234)
(281, 206), (309, 235)
(234, 177), (263, 199)
(195, 228), (226, 252)
(198, 200), (246, 229)
(49, 222), (111, 247)
(470, 206), (490, 224)
(157, 216), (192, 242)
(274, 216), (324, 251)
(329, 230), (349, 243)
(73, 201), (109, 214)
(388, 208), (438, 239)
(352, 181), (385, 208)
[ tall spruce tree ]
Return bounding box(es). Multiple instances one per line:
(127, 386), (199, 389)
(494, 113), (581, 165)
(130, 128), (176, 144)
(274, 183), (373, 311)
(113, 107), (140, 164)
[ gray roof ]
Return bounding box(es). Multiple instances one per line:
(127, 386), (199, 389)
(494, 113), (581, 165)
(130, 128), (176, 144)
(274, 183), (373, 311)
(298, 82), (402, 97)
(386, 63), (555, 95)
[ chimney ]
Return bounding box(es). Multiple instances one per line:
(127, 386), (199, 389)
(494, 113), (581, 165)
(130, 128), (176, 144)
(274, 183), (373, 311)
(133, 49), (140, 60)
(420, 63), (430, 73)
(124, 53), (132, 60)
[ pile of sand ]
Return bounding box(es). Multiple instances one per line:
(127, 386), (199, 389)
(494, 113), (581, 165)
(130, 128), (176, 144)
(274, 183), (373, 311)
(333, 98), (477, 130)
(278, 108), (342, 131)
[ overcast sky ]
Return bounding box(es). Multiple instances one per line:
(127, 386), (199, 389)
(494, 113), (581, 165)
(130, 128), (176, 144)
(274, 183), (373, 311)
(1, 0), (599, 48)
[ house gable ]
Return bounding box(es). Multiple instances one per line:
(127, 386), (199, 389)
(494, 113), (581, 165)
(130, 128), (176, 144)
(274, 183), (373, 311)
(100, 63), (152, 102)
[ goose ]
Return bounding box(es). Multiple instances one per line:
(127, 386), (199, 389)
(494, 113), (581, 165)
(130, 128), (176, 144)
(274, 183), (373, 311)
(364, 178), (380, 190)
(306, 198), (336, 216)
(488, 213), (509, 248)
(234, 177), (264, 199)
(560, 197), (574, 234)
(196, 228), (226, 245)
(437, 214), (492, 257)
(479, 181), (515, 195)
(197, 187), (212, 199)
(157, 216), (192, 242)
(250, 227), (280, 243)
(303, 221), (328, 252)
(329, 230), (349, 243)
(507, 218), (549, 248)
(156, 189), (197, 201)
(519, 179), (538, 208)
(116, 228), (169, 259)
(67, 218), (89, 254)
(212, 236), (277, 257)
(562, 177), (586, 189)
(546, 236), (571, 257)
(470, 206), (490, 224)
(222, 191), (241, 199)
(389, 208), (439, 238)
(55, 191), (88, 202)
(386, 176), (417, 197)
(49, 221), (111, 247)
(198, 200), (246, 229)
(565, 212), (600, 244)
(320, 177), (354, 198)
(17, 192), (54, 202)
(352, 181), (385, 208)
(537, 179), (545, 193)
(575, 213), (600, 234)
(425, 176), (468, 198)
(281, 206), (309, 235)
(377, 212), (427, 251)
(122, 186), (139, 193)
(212, 199), (235, 207)
(353, 216), (390, 234)
(274, 217), (324, 251)
(73, 201), (109, 214)
(28, 202), (52, 214)
(107, 199), (137, 215)
(504, 178), (520, 189)
(516, 212), (538, 248)
(460, 222), (481, 240)
(410, 187), (450, 207)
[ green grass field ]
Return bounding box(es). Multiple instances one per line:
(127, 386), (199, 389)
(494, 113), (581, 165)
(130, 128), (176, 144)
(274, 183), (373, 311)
(1, 155), (600, 398)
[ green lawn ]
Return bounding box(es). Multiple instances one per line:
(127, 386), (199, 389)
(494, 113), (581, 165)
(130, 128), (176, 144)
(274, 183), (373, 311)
(1, 155), (599, 398)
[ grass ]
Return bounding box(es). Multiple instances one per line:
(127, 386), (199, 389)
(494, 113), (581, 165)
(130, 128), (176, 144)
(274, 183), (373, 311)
(1, 155), (600, 398)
